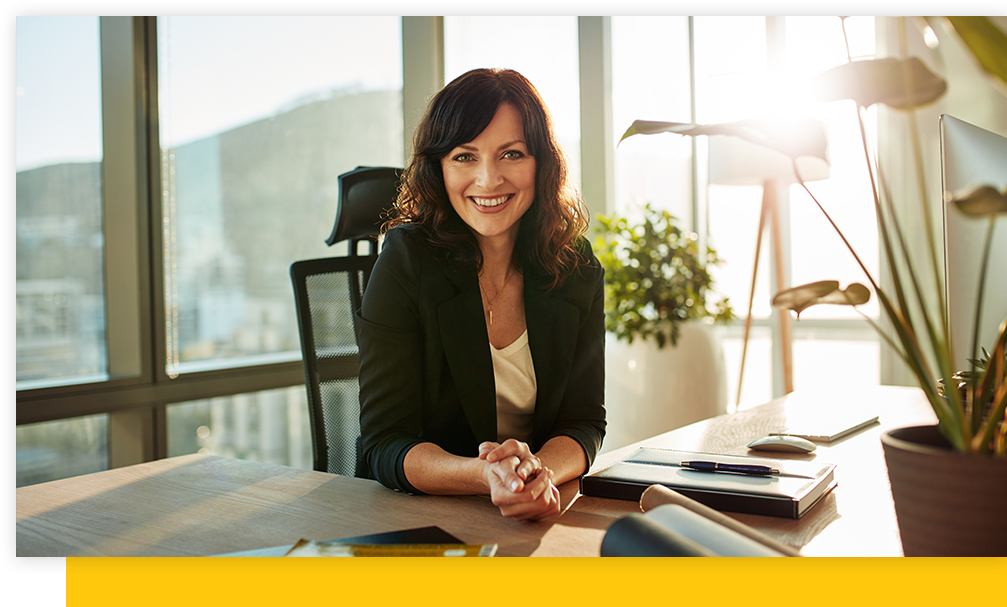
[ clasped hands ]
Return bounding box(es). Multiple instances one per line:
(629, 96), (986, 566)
(478, 439), (560, 522)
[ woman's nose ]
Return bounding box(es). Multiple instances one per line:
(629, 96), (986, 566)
(475, 159), (503, 189)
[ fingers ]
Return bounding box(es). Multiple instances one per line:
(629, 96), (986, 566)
(519, 467), (553, 501)
(487, 464), (549, 502)
(507, 480), (560, 522)
(487, 467), (560, 522)
(488, 454), (527, 492)
(513, 454), (542, 481)
(483, 439), (542, 483)
(516, 485), (561, 522)
(477, 442), (500, 460)
(480, 439), (557, 520)
(488, 452), (547, 493)
(482, 438), (530, 463)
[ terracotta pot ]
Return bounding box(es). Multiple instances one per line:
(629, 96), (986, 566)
(881, 425), (1007, 556)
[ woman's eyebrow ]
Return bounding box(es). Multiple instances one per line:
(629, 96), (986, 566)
(455, 139), (527, 151)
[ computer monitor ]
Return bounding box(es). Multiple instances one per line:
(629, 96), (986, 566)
(939, 114), (1007, 370)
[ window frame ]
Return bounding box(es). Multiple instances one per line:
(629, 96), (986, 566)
(15, 17), (408, 465)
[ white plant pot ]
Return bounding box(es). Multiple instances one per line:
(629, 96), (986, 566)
(602, 321), (728, 453)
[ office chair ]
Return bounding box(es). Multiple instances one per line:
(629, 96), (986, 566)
(290, 166), (400, 476)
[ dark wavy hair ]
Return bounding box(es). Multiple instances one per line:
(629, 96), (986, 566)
(384, 68), (589, 288)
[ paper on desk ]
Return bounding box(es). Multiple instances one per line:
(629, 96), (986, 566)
(601, 505), (787, 557)
(284, 539), (498, 557)
(640, 484), (803, 556)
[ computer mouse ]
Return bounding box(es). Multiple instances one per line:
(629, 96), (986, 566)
(747, 435), (817, 453)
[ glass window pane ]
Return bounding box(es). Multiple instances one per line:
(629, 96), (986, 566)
(157, 17), (403, 375)
(708, 185), (773, 318)
(444, 16), (582, 189)
(16, 16), (106, 386)
(167, 386), (311, 470)
(16, 415), (109, 487)
(695, 17), (881, 400)
(611, 16), (693, 219)
(720, 326), (773, 410)
(784, 16), (879, 319)
(702, 17), (880, 321)
(793, 337), (880, 393)
(693, 16), (767, 124)
(696, 17), (771, 321)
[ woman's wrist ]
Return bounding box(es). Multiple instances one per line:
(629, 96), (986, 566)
(534, 436), (588, 487)
(402, 442), (493, 495)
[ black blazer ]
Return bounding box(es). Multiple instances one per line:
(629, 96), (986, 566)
(357, 225), (606, 494)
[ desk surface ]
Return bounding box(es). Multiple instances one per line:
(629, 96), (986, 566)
(16, 386), (936, 557)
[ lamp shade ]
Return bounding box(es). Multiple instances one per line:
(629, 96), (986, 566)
(708, 120), (831, 186)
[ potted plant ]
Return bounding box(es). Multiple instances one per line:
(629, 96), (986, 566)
(620, 16), (1007, 555)
(594, 203), (735, 450)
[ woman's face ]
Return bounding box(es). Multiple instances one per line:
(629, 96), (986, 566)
(440, 103), (536, 249)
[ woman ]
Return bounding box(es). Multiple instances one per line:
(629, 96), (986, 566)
(357, 68), (605, 522)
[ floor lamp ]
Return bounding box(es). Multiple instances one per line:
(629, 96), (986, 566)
(707, 133), (830, 407)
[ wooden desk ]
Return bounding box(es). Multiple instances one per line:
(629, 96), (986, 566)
(16, 386), (935, 557)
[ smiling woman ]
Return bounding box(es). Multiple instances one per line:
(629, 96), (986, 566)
(357, 68), (605, 522)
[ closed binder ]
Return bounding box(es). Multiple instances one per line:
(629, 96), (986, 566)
(581, 447), (837, 519)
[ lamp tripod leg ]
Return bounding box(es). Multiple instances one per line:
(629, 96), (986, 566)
(736, 188), (772, 409)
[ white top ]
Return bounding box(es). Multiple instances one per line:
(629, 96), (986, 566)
(490, 330), (537, 444)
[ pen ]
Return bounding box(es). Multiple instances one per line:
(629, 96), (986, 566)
(680, 461), (779, 476)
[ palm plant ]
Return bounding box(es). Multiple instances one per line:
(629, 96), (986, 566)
(621, 16), (1007, 455)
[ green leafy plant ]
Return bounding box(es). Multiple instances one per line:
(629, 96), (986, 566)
(594, 204), (734, 349)
(621, 17), (1007, 455)
(940, 342), (1007, 427)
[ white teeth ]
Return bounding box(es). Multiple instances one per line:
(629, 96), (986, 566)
(472, 195), (509, 207)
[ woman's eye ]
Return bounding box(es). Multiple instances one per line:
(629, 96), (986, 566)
(452, 153), (473, 162)
(503, 150), (524, 160)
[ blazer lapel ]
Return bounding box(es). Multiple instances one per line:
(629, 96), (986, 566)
(437, 266), (497, 443)
(524, 275), (580, 446)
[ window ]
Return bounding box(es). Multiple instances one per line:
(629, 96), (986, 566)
(16, 17), (407, 486)
(611, 17), (693, 220)
(157, 16), (404, 376)
(16, 415), (109, 487)
(154, 16), (404, 466)
(16, 16), (106, 387)
(608, 17), (884, 408)
(444, 16), (582, 189)
(167, 386), (311, 469)
(694, 16), (881, 406)
(15, 17), (111, 486)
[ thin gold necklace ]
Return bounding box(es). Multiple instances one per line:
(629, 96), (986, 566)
(478, 269), (515, 326)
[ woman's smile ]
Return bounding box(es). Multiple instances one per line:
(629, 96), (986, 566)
(471, 194), (512, 209)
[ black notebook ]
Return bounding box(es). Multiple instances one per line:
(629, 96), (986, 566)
(581, 448), (837, 519)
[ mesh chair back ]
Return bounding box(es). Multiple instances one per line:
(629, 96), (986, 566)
(291, 256), (376, 476)
(292, 166), (400, 477)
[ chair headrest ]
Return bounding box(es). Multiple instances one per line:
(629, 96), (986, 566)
(325, 166), (402, 246)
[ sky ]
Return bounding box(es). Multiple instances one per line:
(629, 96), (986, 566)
(16, 16), (405, 172)
(16, 16), (102, 171)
